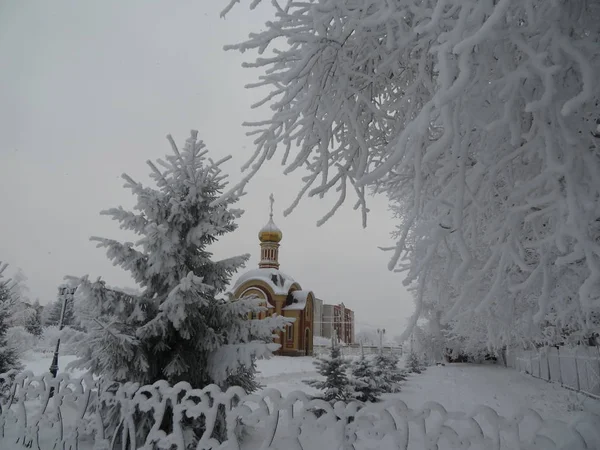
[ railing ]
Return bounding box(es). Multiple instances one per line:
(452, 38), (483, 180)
(313, 344), (402, 358)
(507, 346), (600, 399)
(1, 370), (599, 449)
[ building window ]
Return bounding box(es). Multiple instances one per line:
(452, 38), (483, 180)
(287, 322), (293, 341)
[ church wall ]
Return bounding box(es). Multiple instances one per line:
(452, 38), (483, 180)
(313, 298), (323, 337)
(306, 296), (313, 355)
(282, 311), (301, 355)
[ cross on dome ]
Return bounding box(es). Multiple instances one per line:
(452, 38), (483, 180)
(258, 193), (283, 244)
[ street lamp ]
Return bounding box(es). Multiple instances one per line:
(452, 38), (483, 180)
(48, 285), (76, 378)
(377, 328), (386, 354)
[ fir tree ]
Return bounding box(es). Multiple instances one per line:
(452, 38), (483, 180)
(305, 341), (354, 402)
(350, 352), (382, 403)
(44, 298), (76, 328)
(0, 262), (23, 374)
(406, 351), (422, 374)
(373, 351), (405, 393)
(24, 300), (43, 337)
(70, 131), (288, 391)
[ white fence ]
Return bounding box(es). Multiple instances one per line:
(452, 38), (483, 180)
(313, 344), (402, 358)
(507, 346), (600, 399)
(1, 370), (599, 449)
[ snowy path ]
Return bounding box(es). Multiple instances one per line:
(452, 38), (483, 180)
(395, 363), (600, 421)
(254, 357), (600, 422)
(254, 356), (320, 397)
(22, 352), (82, 376)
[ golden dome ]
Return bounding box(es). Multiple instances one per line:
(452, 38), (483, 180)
(259, 217), (283, 243)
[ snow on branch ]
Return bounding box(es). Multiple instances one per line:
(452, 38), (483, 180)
(220, 0), (600, 346)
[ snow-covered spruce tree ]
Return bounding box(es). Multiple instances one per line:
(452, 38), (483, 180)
(3, 268), (40, 331)
(70, 131), (288, 392)
(372, 351), (405, 393)
(0, 262), (23, 374)
(44, 297), (76, 328)
(305, 342), (354, 402)
(24, 300), (43, 337)
(351, 352), (382, 402)
(220, 1), (600, 350)
(406, 351), (421, 374)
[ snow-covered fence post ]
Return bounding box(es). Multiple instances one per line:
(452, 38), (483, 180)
(557, 347), (564, 385)
(537, 349), (542, 379)
(546, 347), (552, 382)
(582, 349), (591, 393)
(574, 348), (582, 391)
(596, 346), (600, 394)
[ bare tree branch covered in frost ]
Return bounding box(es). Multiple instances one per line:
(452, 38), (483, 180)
(220, 0), (600, 347)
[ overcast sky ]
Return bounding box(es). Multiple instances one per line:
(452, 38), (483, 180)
(0, 0), (414, 335)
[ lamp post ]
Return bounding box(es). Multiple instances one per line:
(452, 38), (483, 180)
(48, 285), (76, 378)
(377, 328), (386, 354)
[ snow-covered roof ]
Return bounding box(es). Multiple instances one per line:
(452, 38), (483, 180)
(283, 290), (312, 311)
(233, 268), (299, 296)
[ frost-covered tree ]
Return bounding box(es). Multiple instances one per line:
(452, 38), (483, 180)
(306, 342), (354, 402)
(44, 298), (76, 328)
(373, 351), (405, 393)
(24, 300), (43, 337)
(0, 262), (23, 374)
(69, 131), (288, 391)
(355, 327), (396, 347)
(351, 352), (382, 402)
(406, 351), (422, 374)
(412, 320), (446, 364)
(3, 268), (40, 331)
(219, 0), (600, 349)
(10, 269), (29, 301)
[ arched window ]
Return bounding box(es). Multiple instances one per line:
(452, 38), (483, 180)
(286, 322), (294, 341)
(239, 287), (270, 320)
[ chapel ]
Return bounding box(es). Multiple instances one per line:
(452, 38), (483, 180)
(232, 195), (314, 356)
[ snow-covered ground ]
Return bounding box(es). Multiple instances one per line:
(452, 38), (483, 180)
(254, 356), (321, 397)
(21, 351), (84, 378)
(22, 353), (600, 420)
(254, 356), (600, 420)
(396, 363), (600, 420)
